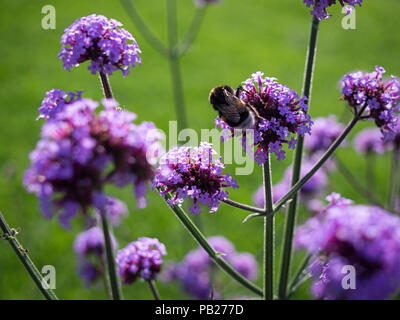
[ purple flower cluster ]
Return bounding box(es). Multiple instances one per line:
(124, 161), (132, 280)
(74, 226), (118, 286)
(116, 237), (167, 284)
(303, 0), (364, 20)
(341, 66), (400, 141)
(37, 89), (82, 120)
(353, 127), (387, 155)
(153, 142), (238, 214)
(163, 236), (258, 300)
(24, 98), (163, 228)
(295, 193), (400, 299)
(58, 14), (141, 77)
(304, 115), (345, 154)
(216, 72), (312, 163)
(253, 158), (328, 208)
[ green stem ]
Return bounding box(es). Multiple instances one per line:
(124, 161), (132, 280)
(120, 0), (169, 57)
(166, 0), (188, 132)
(100, 210), (123, 300)
(263, 158), (274, 300)
(222, 198), (265, 214)
(159, 190), (263, 297)
(148, 280), (161, 300)
(366, 153), (376, 193)
(99, 72), (113, 99)
(287, 254), (312, 299)
(278, 16), (319, 300)
(0, 212), (58, 300)
(389, 148), (400, 211)
(277, 119), (361, 219)
(177, 6), (207, 56)
(335, 155), (384, 207)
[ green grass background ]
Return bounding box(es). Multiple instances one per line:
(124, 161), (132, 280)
(0, 0), (399, 299)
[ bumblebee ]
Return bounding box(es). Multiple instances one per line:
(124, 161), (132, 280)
(209, 85), (259, 129)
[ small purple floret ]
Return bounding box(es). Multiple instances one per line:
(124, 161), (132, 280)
(116, 237), (167, 284)
(37, 89), (82, 120)
(341, 66), (400, 141)
(58, 14), (141, 77)
(303, 0), (364, 21)
(153, 142), (238, 214)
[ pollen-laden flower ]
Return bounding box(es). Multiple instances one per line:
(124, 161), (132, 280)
(153, 142), (238, 215)
(341, 66), (400, 141)
(303, 0), (364, 20)
(58, 14), (141, 77)
(294, 193), (400, 300)
(253, 157), (328, 209)
(24, 98), (164, 228)
(37, 89), (82, 120)
(162, 236), (258, 300)
(74, 226), (118, 286)
(216, 72), (312, 163)
(194, 0), (222, 8)
(305, 115), (345, 154)
(116, 237), (167, 284)
(353, 127), (388, 155)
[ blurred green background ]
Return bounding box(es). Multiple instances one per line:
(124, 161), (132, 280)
(0, 0), (399, 300)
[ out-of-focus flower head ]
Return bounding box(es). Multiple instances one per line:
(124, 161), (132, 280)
(74, 226), (117, 258)
(353, 127), (388, 155)
(341, 66), (400, 141)
(305, 115), (345, 154)
(162, 236), (258, 300)
(153, 142), (238, 215)
(216, 72), (312, 163)
(74, 226), (118, 286)
(294, 193), (400, 299)
(24, 98), (164, 228)
(116, 237), (167, 284)
(58, 14), (141, 77)
(37, 89), (82, 120)
(253, 158), (328, 208)
(303, 0), (364, 20)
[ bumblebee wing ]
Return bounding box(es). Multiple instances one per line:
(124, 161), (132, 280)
(215, 103), (241, 124)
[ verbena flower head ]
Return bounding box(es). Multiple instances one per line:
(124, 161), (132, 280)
(153, 142), (238, 214)
(295, 193), (400, 300)
(74, 226), (117, 258)
(353, 127), (388, 155)
(194, 0), (222, 8)
(74, 226), (117, 286)
(116, 237), (167, 284)
(341, 66), (400, 141)
(103, 197), (128, 227)
(163, 236), (258, 299)
(37, 89), (82, 120)
(305, 115), (345, 154)
(253, 158), (327, 207)
(24, 98), (163, 228)
(216, 72), (312, 163)
(303, 0), (364, 20)
(58, 14), (141, 77)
